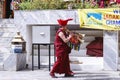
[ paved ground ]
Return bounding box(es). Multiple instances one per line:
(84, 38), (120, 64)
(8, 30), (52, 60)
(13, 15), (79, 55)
(0, 66), (120, 80)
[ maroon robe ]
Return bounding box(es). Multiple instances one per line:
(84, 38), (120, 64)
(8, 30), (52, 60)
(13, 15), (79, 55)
(51, 28), (71, 74)
(86, 37), (103, 57)
(116, 0), (120, 4)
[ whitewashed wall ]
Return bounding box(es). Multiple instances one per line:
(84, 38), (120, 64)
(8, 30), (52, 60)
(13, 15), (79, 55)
(13, 10), (119, 71)
(14, 10), (80, 61)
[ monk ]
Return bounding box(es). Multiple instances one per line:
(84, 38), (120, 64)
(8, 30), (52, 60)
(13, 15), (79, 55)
(50, 18), (74, 78)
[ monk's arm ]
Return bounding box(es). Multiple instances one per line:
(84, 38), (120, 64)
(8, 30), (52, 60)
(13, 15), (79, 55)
(58, 32), (71, 43)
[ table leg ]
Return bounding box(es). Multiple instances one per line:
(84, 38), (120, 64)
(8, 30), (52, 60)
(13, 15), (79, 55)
(49, 44), (51, 71)
(32, 44), (34, 71)
(38, 44), (40, 69)
(54, 44), (56, 62)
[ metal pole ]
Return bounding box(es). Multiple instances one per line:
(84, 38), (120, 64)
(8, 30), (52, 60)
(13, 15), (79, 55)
(32, 44), (34, 70)
(49, 44), (51, 71)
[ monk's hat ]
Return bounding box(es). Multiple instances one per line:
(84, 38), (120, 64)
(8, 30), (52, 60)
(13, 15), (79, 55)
(57, 18), (73, 27)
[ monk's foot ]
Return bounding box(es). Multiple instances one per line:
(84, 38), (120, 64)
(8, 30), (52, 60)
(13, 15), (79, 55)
(50, 72), (58, 78)
(64, 74), (74, 77)
(69, 71), (75, 75)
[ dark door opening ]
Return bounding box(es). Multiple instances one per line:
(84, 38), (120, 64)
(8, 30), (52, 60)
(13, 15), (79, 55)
(1, 0), (13, 18)
(5, 0), (13, 18)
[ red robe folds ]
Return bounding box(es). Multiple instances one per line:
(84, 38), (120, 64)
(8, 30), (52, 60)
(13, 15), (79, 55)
(51, 28), (71, 74)
(86, 37), (103, 57)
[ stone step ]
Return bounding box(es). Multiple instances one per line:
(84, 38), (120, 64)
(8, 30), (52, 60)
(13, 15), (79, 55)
(0, 19), (14, 24)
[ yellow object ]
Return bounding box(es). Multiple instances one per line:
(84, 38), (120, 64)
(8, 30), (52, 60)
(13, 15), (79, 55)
(78, 8), (120, 30)
(70, 60), (83, 64)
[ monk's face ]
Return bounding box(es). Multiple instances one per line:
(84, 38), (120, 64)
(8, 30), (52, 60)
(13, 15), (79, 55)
(62, 26), (67, 30)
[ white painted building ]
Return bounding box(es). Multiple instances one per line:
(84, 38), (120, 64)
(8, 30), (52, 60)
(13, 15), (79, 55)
(0, 10), (120, 71)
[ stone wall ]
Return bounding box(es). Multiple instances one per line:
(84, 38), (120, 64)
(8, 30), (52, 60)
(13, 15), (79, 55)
(0, 19), (17, 69)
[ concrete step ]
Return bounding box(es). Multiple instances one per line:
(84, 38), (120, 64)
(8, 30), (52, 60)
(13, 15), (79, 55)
(0, 19), (14, 24)
(70, 57), (103, 71)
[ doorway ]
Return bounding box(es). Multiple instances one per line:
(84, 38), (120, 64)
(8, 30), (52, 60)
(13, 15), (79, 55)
(1, 0), (13, 18)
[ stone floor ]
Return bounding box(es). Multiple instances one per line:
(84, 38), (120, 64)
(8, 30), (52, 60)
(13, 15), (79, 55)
(0, 66), (120, 80)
